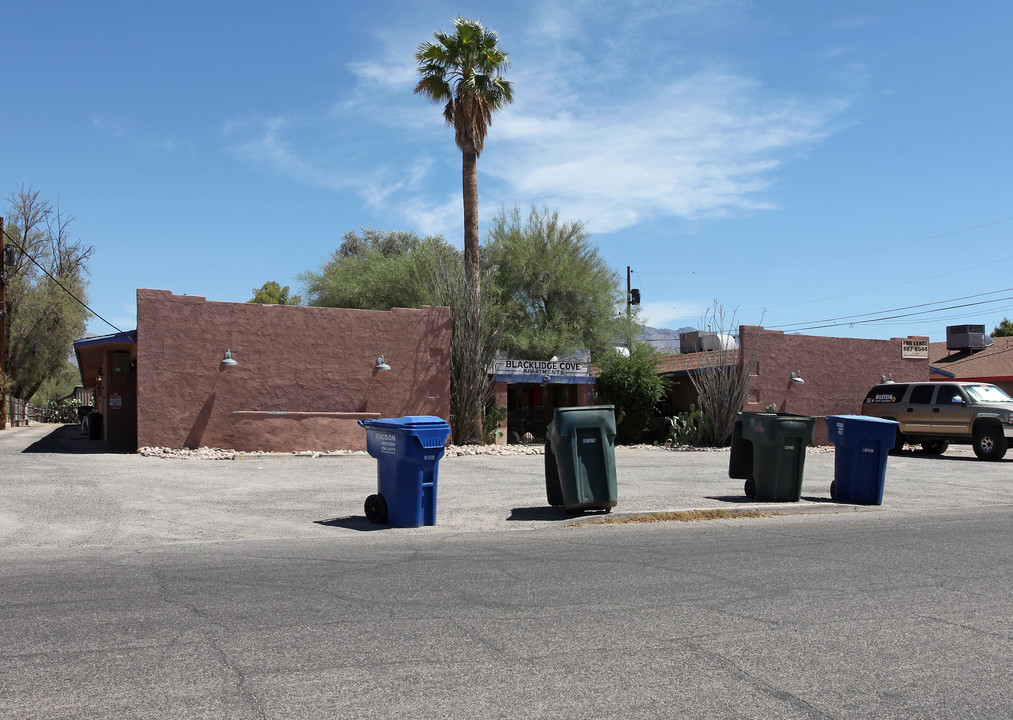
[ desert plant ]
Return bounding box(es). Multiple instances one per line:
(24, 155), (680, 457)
(482, 405), (507, 444)
(667, 403), (713, 447)
(688, 302), (758, 446)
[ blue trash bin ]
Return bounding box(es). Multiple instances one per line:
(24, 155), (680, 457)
(825, 415), (898, 505)
(359, 416), (451, 527)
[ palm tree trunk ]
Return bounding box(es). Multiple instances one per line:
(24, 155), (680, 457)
(461, 149), (480, 290)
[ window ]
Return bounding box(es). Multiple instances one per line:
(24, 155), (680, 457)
(909, 385), (935, 404)
(965, 384), (1013, 403)
(865, 384), (906, 403)
(934, 384), (965, 405)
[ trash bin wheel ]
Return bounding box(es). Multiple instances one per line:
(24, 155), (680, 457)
(830, 480), (836, 501)
(364, 493), (388, 524)
(744, 478), (755, 499)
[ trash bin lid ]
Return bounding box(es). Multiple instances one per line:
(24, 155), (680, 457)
(827, 414), (899, 425)
(359, 415), (449, 429)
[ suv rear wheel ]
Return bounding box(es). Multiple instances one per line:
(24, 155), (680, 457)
(921, 440), (949, 456)
(973, 424), (1007, 461)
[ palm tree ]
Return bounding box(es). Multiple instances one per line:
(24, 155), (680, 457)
(414, 17), (513, 288)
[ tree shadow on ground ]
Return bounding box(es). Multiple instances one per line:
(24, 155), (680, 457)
(21, 424), (134, 454)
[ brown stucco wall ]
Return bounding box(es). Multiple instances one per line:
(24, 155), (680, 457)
(136, 289), (450, 451)
(737, 326), (930, 444)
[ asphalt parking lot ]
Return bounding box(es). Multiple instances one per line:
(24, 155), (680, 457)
(1, 422), (1009, 550)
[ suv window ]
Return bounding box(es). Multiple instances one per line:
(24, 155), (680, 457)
(934, 384), (965, 404)
(909, 385), (935, 404)
(966, 384), (1013, 403)
(864, 384), (907, 404)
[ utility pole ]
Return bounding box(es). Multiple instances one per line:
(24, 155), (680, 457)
(1, 216), (7, 430)
(625, 265), (641, 350)
(626, 266), (632, 349)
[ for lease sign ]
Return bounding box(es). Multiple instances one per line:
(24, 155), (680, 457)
(902, 339), (928, 359)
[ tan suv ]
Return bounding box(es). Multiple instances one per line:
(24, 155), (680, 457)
(862, 381), (1013, 460)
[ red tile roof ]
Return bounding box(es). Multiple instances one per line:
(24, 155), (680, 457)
(929, 338), (1013, 381)
(656, 350), (739, 375)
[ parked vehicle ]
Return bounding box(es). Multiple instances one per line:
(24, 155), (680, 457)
(862, 381), (1013, 460)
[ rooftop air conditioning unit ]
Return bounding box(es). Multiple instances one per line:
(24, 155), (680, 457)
(679, 331), (735, 353)
(946, 324), (993, 351)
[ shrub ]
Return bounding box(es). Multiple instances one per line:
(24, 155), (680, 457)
(42, 398), (82, 424)
(594, 344), (668, 444)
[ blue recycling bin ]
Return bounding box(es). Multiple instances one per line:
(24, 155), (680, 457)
(359, 416), (451, 527)
(825, 415), (898, 505)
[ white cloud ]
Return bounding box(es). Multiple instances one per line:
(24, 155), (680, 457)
(484, 70), (844, 233)
(223, 3), (848, 242)
(640, 300), (707, 329)
(347, 58), (417, 92)
(398, 195), (464, 242)
(227, 117), (342, 190)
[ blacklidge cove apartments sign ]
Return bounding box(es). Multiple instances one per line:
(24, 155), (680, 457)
(491, 359), (591, 377)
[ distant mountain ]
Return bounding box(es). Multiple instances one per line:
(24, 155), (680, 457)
(640, 326), (696, 353)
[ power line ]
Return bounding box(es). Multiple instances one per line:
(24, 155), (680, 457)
(1, 225), (124, 334)
(743, 253), (1013, 314)
(767, 288), (1013, 330)
(775, 293), (1013, 333)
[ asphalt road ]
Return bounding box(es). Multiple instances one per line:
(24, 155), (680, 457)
(1, 424), (1011, 718)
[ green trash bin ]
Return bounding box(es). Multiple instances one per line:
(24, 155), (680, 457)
(734, 412), (816, 502)
(546, 405), (618, 513)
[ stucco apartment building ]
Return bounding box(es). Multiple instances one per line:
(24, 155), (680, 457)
(75, 289), (451, 451)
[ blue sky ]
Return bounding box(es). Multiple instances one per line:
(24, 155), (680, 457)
(4, 1), (1012, 343)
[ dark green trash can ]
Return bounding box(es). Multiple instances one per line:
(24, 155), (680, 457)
(546, 405), (618, 513)
(730, 412), (816, 502)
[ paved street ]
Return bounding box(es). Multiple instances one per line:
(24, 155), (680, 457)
(1, 424), (1011, 718)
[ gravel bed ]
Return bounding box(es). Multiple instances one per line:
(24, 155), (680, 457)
(137, 442), (834, 460)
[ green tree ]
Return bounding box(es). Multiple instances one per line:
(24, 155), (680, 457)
(485, 206), (622, 359)
(593, 344), (668, 444)
(991, 318), (1013, 337)
(3, 187), (92, 404)
(249, 281), (302, 305)
(415, 17), (513, 288)
(300, 228), (459, 310)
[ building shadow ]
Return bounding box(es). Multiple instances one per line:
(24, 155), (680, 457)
(22, 424), (134, 454)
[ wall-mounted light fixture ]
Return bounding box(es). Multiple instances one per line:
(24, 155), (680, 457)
(375, 355), (391, 371)
(221, 349), (238, 367)
(790, 371), (805, 385)
(96, 369), (104, 382)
